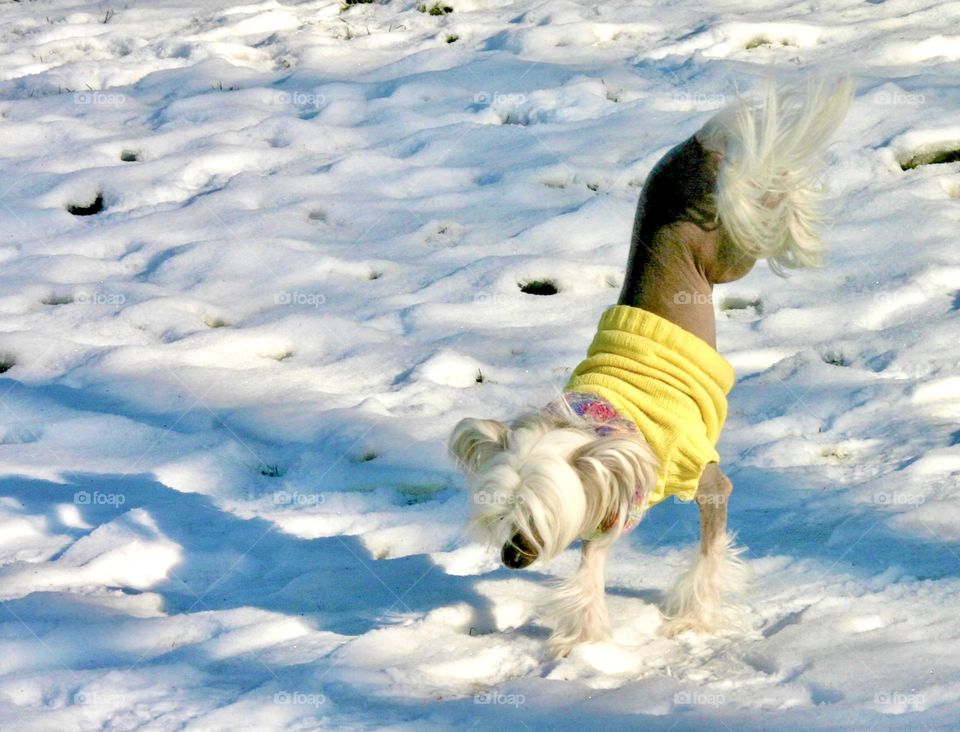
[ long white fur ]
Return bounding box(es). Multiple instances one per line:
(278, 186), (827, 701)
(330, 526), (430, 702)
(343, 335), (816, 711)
(697, 77), (853, 272)
(455, 417), (595, 556)
(452, 412), (748, 654)
(450, 415), (660, 653)
(546, 540), (611, 657)
(661, 532), (751, 637)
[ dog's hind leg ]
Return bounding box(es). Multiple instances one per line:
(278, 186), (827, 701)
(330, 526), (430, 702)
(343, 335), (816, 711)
(547, 540), (611, 657)
(661, 463), (750, 636)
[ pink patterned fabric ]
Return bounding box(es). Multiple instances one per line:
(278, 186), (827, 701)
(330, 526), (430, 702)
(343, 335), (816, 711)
(541, 392), (650, 534)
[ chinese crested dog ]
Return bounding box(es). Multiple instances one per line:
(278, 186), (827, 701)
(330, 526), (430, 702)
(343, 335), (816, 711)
(449, 79), (852, 657)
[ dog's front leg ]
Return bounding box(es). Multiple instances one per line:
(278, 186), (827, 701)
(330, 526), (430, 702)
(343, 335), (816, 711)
(547, 539), (611, 657)
(662, 463), (750, 636)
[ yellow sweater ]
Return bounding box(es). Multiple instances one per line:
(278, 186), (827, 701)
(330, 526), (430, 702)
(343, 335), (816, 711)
(565, 305), (735, 508)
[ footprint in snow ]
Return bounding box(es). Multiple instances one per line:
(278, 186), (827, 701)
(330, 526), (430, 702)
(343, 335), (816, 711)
(720, 295), (763, 320)
(42, 293), (75, 306)
(67, 192), (105, 216)
(519, 279), (559, 296)
(899, 144), (960, 171)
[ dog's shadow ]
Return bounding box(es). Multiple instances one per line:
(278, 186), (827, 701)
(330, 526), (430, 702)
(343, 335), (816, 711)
(606, 585), (666, 606)
(0, 472), (502, 642)
(0, 374), (507, 643)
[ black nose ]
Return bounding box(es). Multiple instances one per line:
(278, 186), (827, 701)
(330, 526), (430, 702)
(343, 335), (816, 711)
(501, 532), (538, 569)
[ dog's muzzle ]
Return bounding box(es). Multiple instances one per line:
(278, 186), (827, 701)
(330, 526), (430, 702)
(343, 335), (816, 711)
(501, 531), (538, 569)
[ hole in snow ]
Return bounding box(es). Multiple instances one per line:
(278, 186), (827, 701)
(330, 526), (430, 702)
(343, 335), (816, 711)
(745, 36), (772, 49)
(899, 146), (960, 171)
(820, 445), (853, 461)
(203, 315), (229, 329)
(67, 193), (105, 216)
(42, 293), (75, 306)
(397, 482), (447, 505)
(542, 177), (571, 189)
(120, 150), (140, 162)
(259, 463), (284, 478)
(821, 349), (849, 367)
(500, 110), (529, 126)
(519, 279), (558, 296)
(745, 35), (795, 49)
(720, 295), (763, 314)
(264, 350), (293, 362)
(0, 356), (15, 374)
(418, 3), (454, 15)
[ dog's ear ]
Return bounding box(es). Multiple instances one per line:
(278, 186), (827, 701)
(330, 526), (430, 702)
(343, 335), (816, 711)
(571, 434), (659, 505)
(449, 418), (508, 473)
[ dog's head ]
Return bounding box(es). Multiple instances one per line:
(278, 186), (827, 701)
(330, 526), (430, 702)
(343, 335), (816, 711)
(449, 414), (658, 568)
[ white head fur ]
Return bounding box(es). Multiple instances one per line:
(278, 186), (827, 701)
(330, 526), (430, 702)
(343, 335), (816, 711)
(449, 412), (659, 566)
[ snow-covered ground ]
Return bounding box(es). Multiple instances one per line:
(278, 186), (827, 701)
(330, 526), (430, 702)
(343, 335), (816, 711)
(0, 0), (958, 729)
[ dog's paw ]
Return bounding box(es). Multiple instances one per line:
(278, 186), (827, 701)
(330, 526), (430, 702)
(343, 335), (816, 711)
(660, 612), (717, 638)
(660, 615), (692, 638)
(548, 626), (611, 658)
(548, 634), (607, 659)
(662, 534), (752, 638)
(660, 602), (750, 638)
(548, 638), (576, 659)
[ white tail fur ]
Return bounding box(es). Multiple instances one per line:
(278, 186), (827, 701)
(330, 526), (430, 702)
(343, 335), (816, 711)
(697, 78), (853, 273)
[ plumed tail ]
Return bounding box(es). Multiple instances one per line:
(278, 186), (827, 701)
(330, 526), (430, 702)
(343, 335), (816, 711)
(697, 77), (853, 273)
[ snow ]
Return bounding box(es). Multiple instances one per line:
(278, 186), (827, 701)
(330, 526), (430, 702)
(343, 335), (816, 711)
(0, 0), (958, 729)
